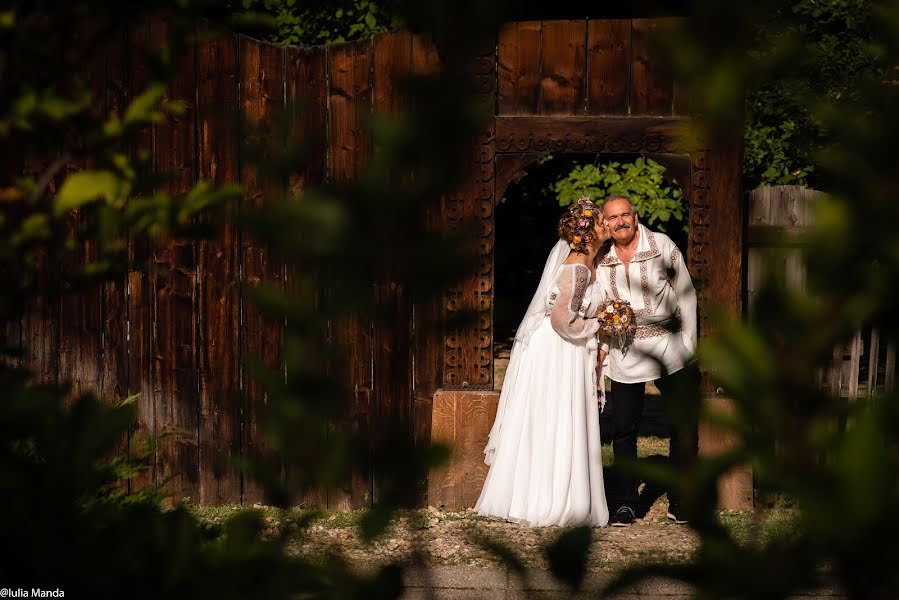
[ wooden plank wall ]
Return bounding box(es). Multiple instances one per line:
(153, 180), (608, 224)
(102, 26), (133, 480)
(371, 31), (415, 505)
(11, 18), (700, 507)
(196, 28), (241, 505)
(239, 36), (286, 505)
(58, 21), (105, 407)
(127, 21), (157, 493)
(151, 17), (201, 503)
(328, 38), (374, 510)
(284, 44), (329, 509)
(410, 34), (444, 505)
(497, 18), (678, 117)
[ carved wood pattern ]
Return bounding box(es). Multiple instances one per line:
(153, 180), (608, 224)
(689, 149), (712, 336)
(494, 116), (692, 154)
(427, 390), (500, 509)
(443, 44), (496, 390)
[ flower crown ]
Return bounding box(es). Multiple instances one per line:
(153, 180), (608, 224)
(568, 196), (598, 253)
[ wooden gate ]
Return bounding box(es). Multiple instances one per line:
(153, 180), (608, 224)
(428, 20), (746, 510)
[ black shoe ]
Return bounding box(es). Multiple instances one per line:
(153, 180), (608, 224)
(666, 505), (687, 524)
(610, 505), (636, 527)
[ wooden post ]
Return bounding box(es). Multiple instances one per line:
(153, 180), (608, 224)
(700, 138), (747, 509)
(428, 390), (499, 510)
(867, 328), (880, 397)
(885, 343), (896, 393)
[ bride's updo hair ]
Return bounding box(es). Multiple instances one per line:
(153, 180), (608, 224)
(558, 197), (600, 254)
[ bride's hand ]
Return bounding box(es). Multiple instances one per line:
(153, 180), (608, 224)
(596, 365), (606, 407)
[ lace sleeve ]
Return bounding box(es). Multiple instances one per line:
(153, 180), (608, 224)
(569, 266), (589, 314)
(549, 265), (600, 341)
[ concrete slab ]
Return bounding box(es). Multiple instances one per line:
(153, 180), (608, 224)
(636, 577), (694, 595)
(413, 565), (509, 590)
(400, 565), (845, 599)
(432, 590), (506, 600)
(506, 569), (568, 591)
(400, 589), (506, 600)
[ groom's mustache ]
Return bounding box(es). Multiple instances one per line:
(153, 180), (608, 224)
(614, 223), (631, 231)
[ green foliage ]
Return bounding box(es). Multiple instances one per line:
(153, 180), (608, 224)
(742, 0), (880, 188)
(238, 0), (400, 45)
(0, 370), (343, 599)
(54, 170), (130, 215)
(743, 105), (814, 186)
(545, 526), (592, 590)
(551, 157), (687, 233)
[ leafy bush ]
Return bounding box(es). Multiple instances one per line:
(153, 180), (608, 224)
(550, 157), (687, 234)
(742, 0), (880, 189)
(238, 0), (400, 45)
(744, 92), (815, 186)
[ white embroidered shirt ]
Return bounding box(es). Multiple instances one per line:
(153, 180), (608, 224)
(596, 225), (697, 383)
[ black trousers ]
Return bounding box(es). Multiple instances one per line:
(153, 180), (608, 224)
(608, 365), (700, 511)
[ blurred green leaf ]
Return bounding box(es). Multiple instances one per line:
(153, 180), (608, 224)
(11, 213), (52, 245)
(123, 84), (167, 126)
(545, 526), (591, 590)
(359, 504), (394, 543)
(54, 170), (129, 215)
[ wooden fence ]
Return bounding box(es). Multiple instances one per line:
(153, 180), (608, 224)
(747, 185), (896, 398)
(6, 16), (751, 509)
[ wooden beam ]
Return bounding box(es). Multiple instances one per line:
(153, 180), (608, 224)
(494, 115), (693, 154)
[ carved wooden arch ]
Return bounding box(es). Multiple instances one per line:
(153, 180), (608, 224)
(442, 115), (736, 391)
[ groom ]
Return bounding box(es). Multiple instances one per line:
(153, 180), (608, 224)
(596, 195), (700, 526)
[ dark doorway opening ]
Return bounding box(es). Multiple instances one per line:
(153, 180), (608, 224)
(493, 152), (690, 437)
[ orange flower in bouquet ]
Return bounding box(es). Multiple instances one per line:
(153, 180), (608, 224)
(596, 298), (636, 345)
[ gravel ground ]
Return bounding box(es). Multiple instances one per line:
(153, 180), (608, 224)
(195, 494), (704, 573)
(292, 498), (700, 573)
(191, 437), (791, 575)
(194, 500), (797, 576)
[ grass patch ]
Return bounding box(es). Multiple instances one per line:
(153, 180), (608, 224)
(186, 503), (367, 530)
(603, 436), (670, 466)
(718, 508), (801, 546)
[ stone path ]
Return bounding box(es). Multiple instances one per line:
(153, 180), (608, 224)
(401, 566), (845, 599)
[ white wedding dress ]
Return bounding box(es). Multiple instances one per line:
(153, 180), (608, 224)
(476, 241), (609, 527)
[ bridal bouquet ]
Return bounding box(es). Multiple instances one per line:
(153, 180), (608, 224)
(596, 298), (636, 345)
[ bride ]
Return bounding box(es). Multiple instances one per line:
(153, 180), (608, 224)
(476, 197), (610, 527)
